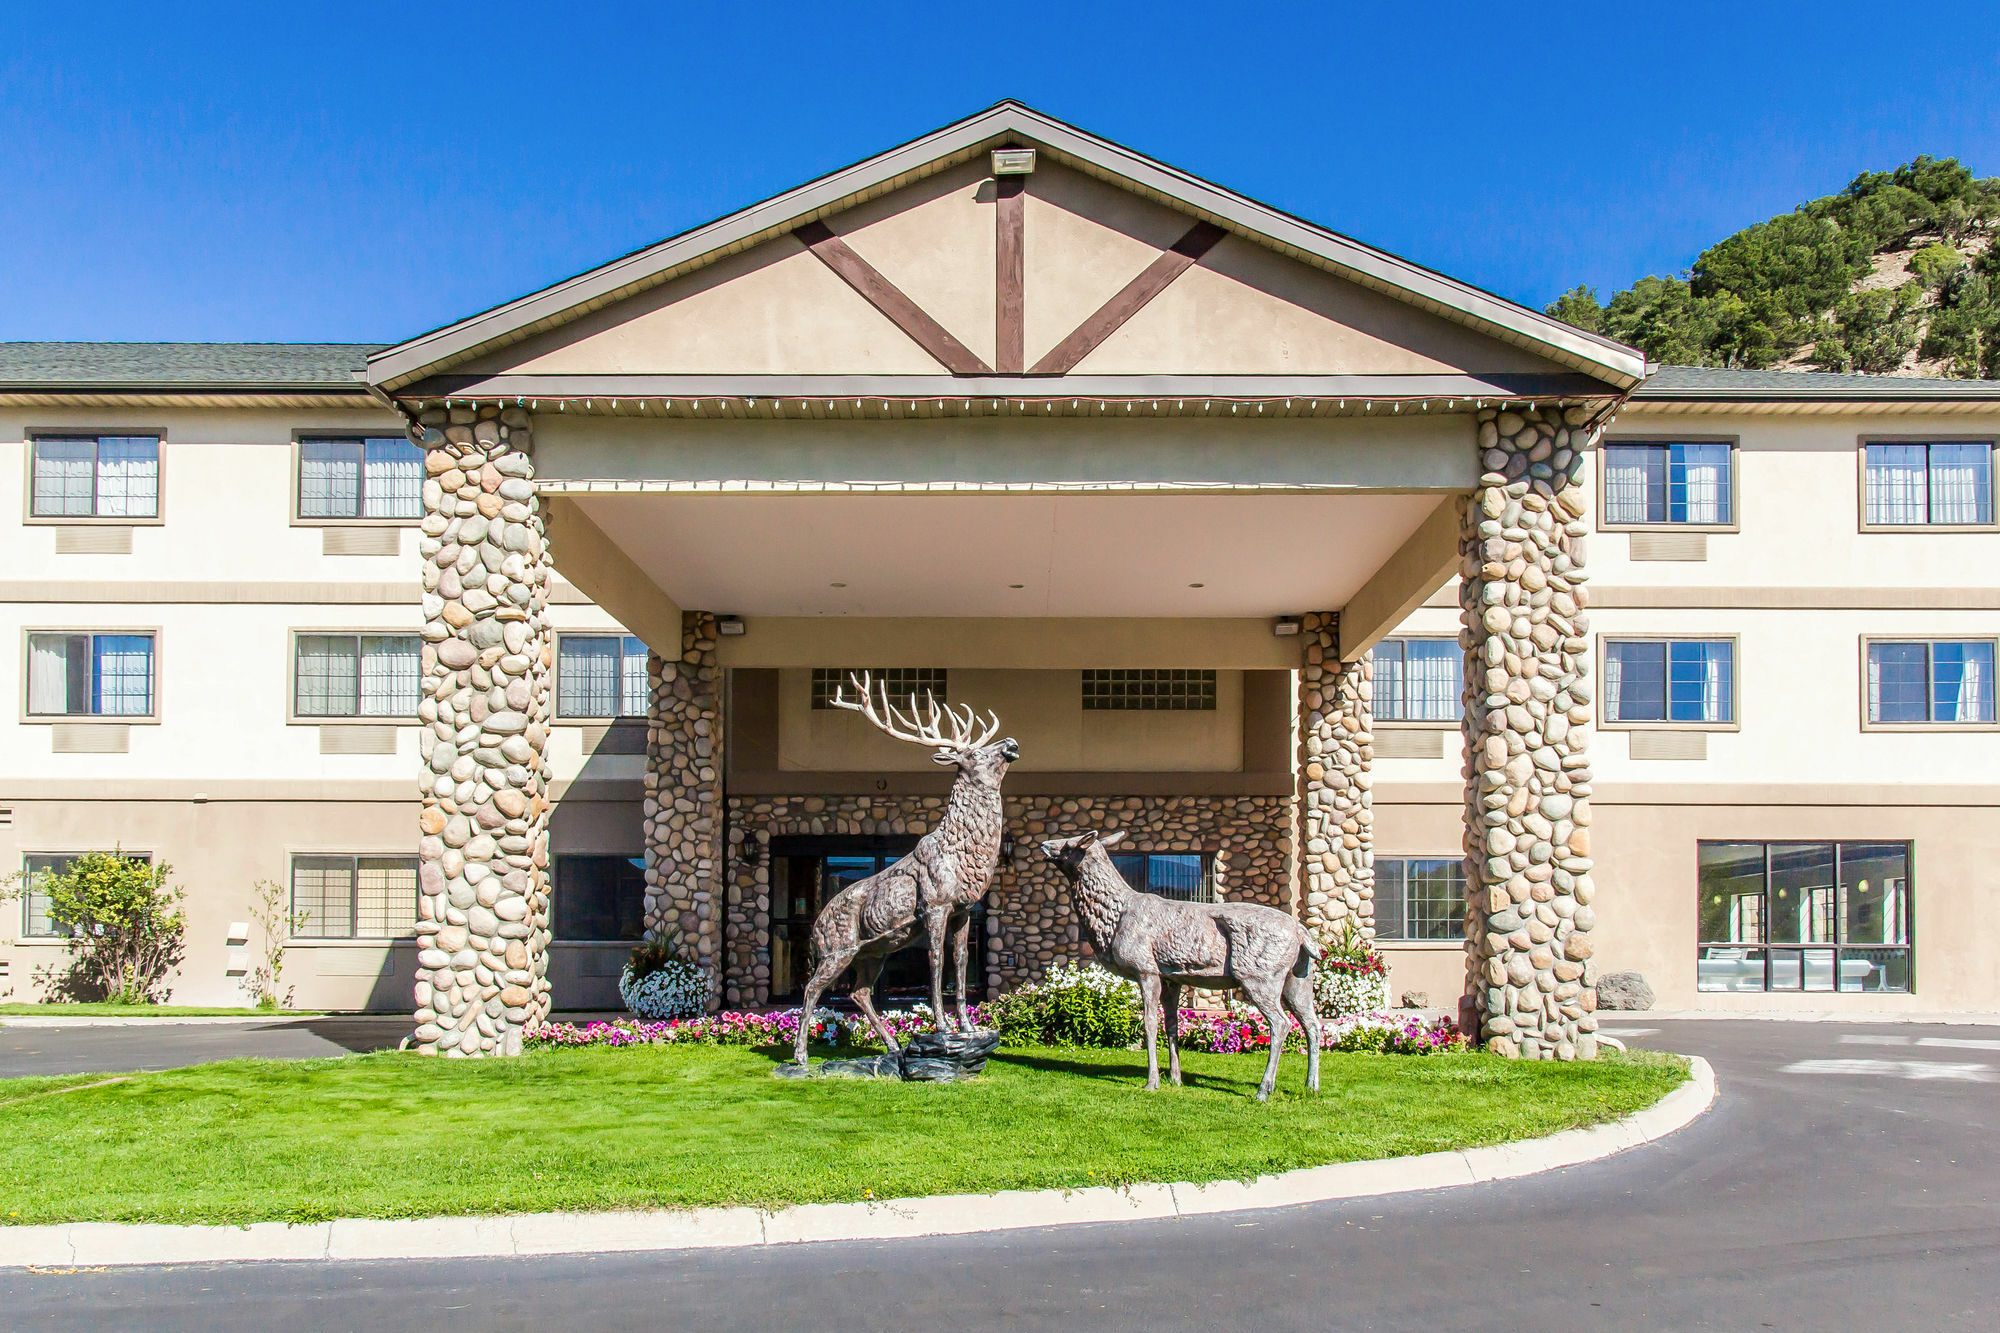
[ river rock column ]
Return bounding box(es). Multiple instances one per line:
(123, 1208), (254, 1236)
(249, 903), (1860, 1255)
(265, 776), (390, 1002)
(1460, 404), (1600, 1061)
(412, 404), (553, 1058)
(643, 612), (725, 1010)
(1297, 611), (1374, 944)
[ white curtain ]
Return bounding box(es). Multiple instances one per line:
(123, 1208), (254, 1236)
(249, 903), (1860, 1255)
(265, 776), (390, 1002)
(300, 440), (362, 519)
(296, 635), (360, 716)
(32, 439), (96, 516)
(1373, 644), (1406, 720)
(1677, 444), (1730, 524)
(1699, 642), (1732, 723)
(94, 437), (158, 518)
(1602, 648), (1625, 722)
(1407, 641), (1461, 720)
(1866, 445), (1928, 524)
(361, 439), (424, 519)
(360, 636), (420, 717)
(619, 637), (649, 717)
(27, 634), (74, 715)
(1602, 450), (1654, 524)
(559, 638), (621, 717)
(1928, 444), (1992, 525)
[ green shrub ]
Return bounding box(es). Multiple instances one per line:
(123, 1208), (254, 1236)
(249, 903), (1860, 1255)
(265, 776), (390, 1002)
(989, 962), (1143, 1048)
(1908, 243), (1966, 288)
(5, 851), (186, 1004)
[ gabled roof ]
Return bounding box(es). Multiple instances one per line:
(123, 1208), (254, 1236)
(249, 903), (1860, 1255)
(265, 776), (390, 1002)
(1636, 365), (2000, 401)
(0, 342), (380, 391)
(367, 102), (1648, 394)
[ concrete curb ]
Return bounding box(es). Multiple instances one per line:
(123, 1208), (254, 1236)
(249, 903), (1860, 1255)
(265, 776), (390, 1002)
(0, 1016), (316, 1029)
(2, 1056), (1714, 1270)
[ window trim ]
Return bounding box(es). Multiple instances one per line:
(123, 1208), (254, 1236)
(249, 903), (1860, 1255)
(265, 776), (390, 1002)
(550, 850), (650, 944)
(23, 430), (168, 527)
(285, 628), (425, 726)
(1595, 435), (1741, 534)
(1858, 634), (2000, 733)
(289, 432), (427, 529)
(1695, 838), (1915, 995)
(287, 850), (422, 941)
(17, 850), (156, 941)
(1369, 636), (1463, 730)
(1855, 435), (2000, 534)
(1371, 853), (1468, 948)
(19, 626), (163, 725)
(1596, 633), (1742, 732)
(553, 632), (651, 723)
(1105, 849), (1218, 903)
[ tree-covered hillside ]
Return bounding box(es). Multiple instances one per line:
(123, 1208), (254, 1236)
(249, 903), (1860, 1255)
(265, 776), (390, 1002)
(1548, 157), (2000, 377)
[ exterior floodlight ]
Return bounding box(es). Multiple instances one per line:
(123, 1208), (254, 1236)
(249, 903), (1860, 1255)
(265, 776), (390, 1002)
(991, 148), (1037, 176)
(716, 615), (747, 637)
(1272, 617), (1302, 637)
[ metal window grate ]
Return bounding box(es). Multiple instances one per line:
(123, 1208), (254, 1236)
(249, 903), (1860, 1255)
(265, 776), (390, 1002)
(811, 668), (947, 710)
(1081, 669), (1216, 711)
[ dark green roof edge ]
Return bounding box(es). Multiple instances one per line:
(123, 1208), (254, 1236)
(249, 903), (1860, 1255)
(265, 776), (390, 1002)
(0, 342), (385, 391)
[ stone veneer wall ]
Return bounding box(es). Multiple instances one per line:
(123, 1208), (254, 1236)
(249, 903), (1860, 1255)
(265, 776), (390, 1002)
(1459, 404), (1602, 1061)
(719, 793), (1293, 1006)
(643, 613), (725, 1007)
(412, 404), (554, 1057)
(1296, 611), (1374, 944)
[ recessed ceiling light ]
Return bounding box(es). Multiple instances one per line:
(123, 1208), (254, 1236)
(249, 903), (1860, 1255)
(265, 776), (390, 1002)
(1009, 583), (1025, 589)
(1188, 582), (1205, 588)
(829, 582), (847, 589)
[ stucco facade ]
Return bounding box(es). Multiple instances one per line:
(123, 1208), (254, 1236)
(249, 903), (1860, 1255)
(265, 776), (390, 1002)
(3, 105), (1995, 1045)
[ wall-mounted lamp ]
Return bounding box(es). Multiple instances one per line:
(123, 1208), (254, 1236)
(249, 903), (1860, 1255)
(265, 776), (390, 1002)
(716, 615), (747, 637)
(1272, 616), (1302, 637)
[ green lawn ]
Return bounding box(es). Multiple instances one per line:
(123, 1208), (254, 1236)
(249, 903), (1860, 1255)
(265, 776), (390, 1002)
(0, 1003), (326, 1018)
(0, 1043), (1686, 1227)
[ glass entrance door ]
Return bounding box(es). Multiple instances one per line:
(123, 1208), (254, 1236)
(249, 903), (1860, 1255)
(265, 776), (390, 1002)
(766, 836), (987, 1004)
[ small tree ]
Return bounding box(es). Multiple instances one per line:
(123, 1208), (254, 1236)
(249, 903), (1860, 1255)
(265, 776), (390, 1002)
(11, 851), (187, 1004)
(242, 878), (310, 1011)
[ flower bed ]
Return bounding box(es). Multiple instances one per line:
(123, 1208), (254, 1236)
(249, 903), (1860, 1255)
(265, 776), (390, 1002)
(1176, 1006), (1465, 1055)
(529, 1003), (988, 1051)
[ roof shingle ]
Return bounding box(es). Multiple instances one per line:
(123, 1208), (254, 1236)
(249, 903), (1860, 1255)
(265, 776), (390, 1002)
(0, 342), (383, 389)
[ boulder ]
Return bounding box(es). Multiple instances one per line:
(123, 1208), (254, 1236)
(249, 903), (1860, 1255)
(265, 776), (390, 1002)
(1596, 970), (1655, 1010)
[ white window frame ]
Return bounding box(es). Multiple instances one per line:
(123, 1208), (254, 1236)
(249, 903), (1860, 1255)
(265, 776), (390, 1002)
(1858, 437), (1998, 532)
(25, 432), (164, 525)
(1598, 635), (1740, 731)
(289, 853), (421, 941)
(555, 634), (651, 720)
(1373, 856), (1467, 943)
(292, 435), (426, 525)
(21, 628), (160, 723)
(289, 631), (424, 723)
(1597, 437), (1739, 531)
(1860, 636), (2000, 731)
(1370, 637), (1463, 725)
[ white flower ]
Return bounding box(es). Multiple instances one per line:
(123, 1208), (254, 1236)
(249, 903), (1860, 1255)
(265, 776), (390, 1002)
(618, 958), (710, 1020)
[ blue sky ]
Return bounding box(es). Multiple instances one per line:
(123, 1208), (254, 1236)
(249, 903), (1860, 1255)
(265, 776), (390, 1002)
(3, 1), (1997, 343)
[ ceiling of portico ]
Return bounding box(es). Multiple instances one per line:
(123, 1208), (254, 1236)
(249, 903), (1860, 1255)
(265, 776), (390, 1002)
(567, 489), (1446, 619)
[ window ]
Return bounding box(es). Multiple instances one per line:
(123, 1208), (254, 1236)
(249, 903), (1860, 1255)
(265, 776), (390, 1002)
(1863, 441), (1994, 526)
(294, 634), (421, 718)
(1697, 841), (1911, 993)
(26, 632), (155, 717)
(811, 667), (946, 710)
(291, 855), (419, 938)
(1602, 441), (1733, 525)
(558, 636), (649, 718)
(298, 437), (424, 520)
(20, 852), (151, 939)
(1866, 639), (1996, 725)
(554, 855), (647, 941)
(31, 435), (160, 519)
(1374, 857), (1466, 941)
(1081, 670), (1216, 711)
(1109, 852), (1216, 903)
(1604, 639), (1734, 725)
(1372, 640), (1462, 722)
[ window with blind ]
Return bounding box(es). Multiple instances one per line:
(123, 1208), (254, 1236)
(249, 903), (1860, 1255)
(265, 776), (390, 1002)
(1374, 857), (1466, 941)
(1866, 639), (1996, 724)
(30, 435), (160, 518)
(26, 632), (155, 717)
(294, 634), (421, 718)
(1601, 441), (1734, 526)
(1080, 670), (1216, 711)
(1108, 852), (1216, 903)
(554, 855), (648, 940)
(291, 855), (420, 938)
(557, 636), (650, 718)
(1863, 441), (1995, 526)
(1604, 639), (1734, 725)
(20, 852), (151, 938)
(810, 667), (947, 710)
(1372, 639), (1462, 721)
(298, 437), (424, 520)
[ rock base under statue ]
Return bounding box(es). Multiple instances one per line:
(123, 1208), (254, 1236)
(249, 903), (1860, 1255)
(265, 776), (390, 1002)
(775, 1029), (1002, 1082)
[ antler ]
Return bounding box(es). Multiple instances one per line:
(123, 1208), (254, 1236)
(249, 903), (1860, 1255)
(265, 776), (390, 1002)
(831, 671), (1001, 750)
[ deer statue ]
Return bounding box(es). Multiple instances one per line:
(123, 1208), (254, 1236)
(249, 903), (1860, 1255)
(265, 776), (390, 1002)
(790, 672), (1019, 1069)
(1039, 829), (1322, 1102)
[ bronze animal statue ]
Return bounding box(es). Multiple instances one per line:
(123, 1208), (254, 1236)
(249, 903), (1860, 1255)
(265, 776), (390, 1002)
(1039, 829), (1322, 1101)
(791, 673), (1018, 1069)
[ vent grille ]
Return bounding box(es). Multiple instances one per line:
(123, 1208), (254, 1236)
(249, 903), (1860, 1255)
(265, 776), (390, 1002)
(51, 724), (129, 753)
(1628, 531), (1707, 561)
(320, 725), (398, 755)
(811, 667), (946, 709)
(1081, 669), (1217, 711)
(1374, 728), (1447, 760)
(0, 808), (12, 826)
(322, 527), (402, 556)
(55, 526), (133, 555)
(581, 722), (648, 755)
(313, 948), (399, 977)
(1627, 730), (1708, 760)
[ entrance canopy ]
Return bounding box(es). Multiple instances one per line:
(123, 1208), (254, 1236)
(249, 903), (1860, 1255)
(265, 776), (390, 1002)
(369, 101), (1643, 664)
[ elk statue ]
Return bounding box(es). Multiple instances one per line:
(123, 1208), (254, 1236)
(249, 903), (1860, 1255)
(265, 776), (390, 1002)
(791, 673), (1018, 1069)
(1039, 829), (1322, 1101)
